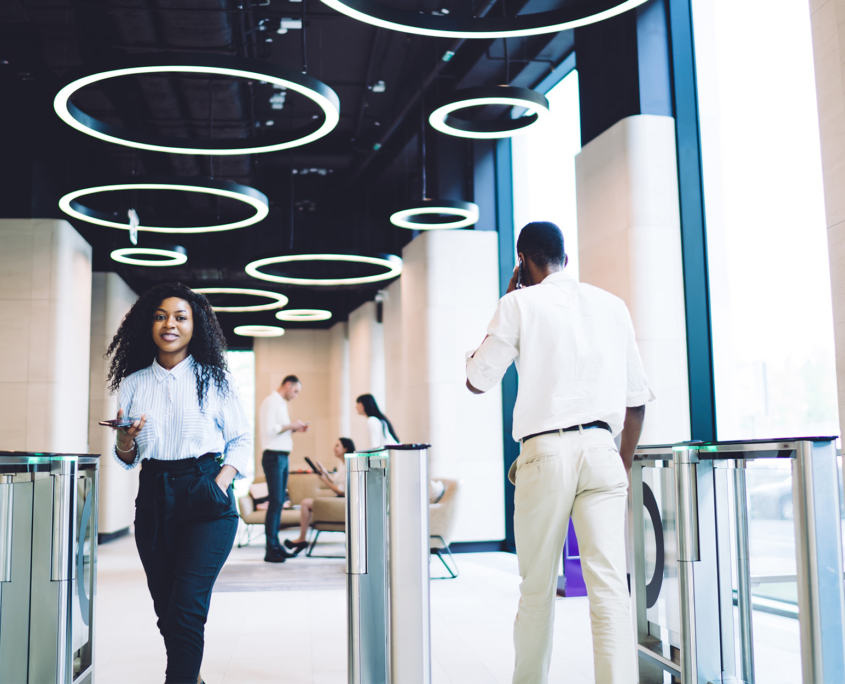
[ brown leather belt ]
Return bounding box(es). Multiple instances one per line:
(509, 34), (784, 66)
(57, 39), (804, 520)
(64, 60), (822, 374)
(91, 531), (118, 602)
(522, 421), (612, 443)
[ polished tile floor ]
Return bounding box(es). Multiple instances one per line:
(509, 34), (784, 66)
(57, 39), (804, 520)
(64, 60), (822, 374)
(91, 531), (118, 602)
(94, 533), (597, 684)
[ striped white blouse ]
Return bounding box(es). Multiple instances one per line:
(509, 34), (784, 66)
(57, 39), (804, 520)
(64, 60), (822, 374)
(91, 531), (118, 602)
(114, 355), (253, 478)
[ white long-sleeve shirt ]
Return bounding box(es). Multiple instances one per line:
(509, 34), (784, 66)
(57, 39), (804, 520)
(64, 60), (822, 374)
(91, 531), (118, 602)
(466, 270), (654, 441)
(258, 391), (294, 452)
(114, 355), (253, 478)
(367, 415), (392, 449)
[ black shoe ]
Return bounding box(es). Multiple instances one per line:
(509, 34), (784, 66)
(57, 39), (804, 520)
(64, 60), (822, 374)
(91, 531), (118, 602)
(284, 539), (309, 554)
(264, 546), (291, 563)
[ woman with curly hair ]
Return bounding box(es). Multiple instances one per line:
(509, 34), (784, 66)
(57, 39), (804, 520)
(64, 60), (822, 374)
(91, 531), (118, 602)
(105, 282), (251, 684)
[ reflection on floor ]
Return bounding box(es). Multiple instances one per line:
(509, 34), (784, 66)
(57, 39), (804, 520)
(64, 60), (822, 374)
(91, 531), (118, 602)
(95, 533), (597, 684)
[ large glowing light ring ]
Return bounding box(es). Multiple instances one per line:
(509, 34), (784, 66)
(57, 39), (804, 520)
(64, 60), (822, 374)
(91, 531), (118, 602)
(275, 309), (332, 322)
(430, 87), (550, 139)
(390, 199), (479, 230)
(59, 179), (269, 233)
(192, 288), (289, 312)
(111, 245), (187, 267)
(54, 53), (340, 155)
(234, 325), (285, 337)
(246, 254), (402, 286)
(320, 0), (649, 39)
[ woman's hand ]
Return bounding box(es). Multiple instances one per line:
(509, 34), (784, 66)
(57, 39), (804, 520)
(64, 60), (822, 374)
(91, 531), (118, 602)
(114, 409), (146, 449)
(215, 465), (238, 494)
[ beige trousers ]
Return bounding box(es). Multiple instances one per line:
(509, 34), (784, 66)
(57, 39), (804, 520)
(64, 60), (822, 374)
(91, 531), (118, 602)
(510, 428), (636, 684)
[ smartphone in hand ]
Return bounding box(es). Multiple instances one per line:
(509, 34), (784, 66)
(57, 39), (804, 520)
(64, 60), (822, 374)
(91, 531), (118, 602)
(304, 456), (320, 474)
(517, 259), (524, 289)
(99, 417), (138, 428)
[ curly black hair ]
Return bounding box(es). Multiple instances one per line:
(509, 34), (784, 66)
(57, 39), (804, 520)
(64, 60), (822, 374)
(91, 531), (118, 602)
(106, 283), (229, 407)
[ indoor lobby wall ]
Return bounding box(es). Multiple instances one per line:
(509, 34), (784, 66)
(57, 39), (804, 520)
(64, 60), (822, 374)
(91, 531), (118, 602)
(809, 0), (845, 433)
(575, 114), (691, 445)
(387, 230), (505, 542)
(88, 272), (138, 535)
(0, 219), (92, 453)
(253, 329), (337, 474)
(348, 300), (386, 450)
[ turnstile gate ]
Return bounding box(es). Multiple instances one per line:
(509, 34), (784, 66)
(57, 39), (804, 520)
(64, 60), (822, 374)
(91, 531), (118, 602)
(630, 439), (845, 684)
(346, 444), (432, 684)
(0, 452), (100, 684)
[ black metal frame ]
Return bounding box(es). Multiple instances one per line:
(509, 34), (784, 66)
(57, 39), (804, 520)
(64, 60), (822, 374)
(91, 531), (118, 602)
(306, 528), (346, 558)
(430, 535), (459, 580)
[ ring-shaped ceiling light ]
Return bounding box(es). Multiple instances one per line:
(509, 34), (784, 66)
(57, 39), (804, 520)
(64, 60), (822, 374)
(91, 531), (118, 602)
(111, 245), (187, 267)
(54, 53), (340, 155)
(320, 0), (649, 39)
(234, 325), (285, 337)
(192, 288), (289, 312)
(390, 199), (479, 230)
(246, 254), (402, 286)
(59, 178), (269, 233)
(275, 309), (332, 322)
(430, 87), (550, 139)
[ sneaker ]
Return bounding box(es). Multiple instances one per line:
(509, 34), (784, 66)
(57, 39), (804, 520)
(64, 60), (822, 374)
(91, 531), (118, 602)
(264, 546), (291, 563)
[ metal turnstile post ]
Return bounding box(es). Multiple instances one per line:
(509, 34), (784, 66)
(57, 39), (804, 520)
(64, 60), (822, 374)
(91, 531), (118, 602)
(674, 447), (700, 684)
(792, 440), (845, 684)
(346, 444), (432, 684)
(732, 462), (755, 684)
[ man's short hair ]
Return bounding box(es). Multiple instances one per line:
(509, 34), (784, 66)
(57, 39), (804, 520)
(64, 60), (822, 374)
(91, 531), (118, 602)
(281, 375), (300, 386)
(516, 222), (566, 268)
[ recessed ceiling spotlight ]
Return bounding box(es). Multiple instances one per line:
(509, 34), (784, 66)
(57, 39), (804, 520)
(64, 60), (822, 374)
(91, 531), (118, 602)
(429, 86), (550, 139)
(266, 120), (274, 126)
(111, 245), (187, 267)
(54, 53), (340, 155)
(319, 0), (649, 38)
(390, 199), (479, 230)
(275, 309), (332, 322)
(246, 253), (402, 286)
(371, 80), (386, 93)
(234, 325), (285, 337)
(59, 178), (269, 233)
(192, 288), (289, 312)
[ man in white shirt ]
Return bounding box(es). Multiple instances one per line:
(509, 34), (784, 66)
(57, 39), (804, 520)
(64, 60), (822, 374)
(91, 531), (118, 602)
(259, 374), (309, 562)
(466, 222), (652, 684)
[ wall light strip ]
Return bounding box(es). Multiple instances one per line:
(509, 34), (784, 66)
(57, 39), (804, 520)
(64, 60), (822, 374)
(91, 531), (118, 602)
(320, 0), (649, 39)
(192, 287), (289, 312)
(246, 254), (402, 286)
(54, 54), (340, 155)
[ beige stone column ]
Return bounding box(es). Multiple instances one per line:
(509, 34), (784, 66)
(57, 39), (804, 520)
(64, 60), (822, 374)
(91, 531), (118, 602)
(88, 272), (138, 535)
(391, 230), (504, 542)
(576, 115), (691, 445)
(808, 0), (845, 431)
(0, 219), (92, 453)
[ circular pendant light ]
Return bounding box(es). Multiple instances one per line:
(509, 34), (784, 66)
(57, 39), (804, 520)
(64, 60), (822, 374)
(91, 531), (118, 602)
(319, 0), (649, 39)
(246, 254), (402, 286)
(111, 245), (187, 267)
(59, 178), (269, 233)
(429, 86), (550, 139)
(390, 199), (479, 230)
(54, 53), (340, 155)
(275, 309), (332, 322)
(192, 288), (289, 312)
(234, 325), (286, 337)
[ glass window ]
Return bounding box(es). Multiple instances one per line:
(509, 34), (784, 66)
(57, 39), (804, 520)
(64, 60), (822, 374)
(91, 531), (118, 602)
(512, 69), (581, 279)
(693, 0), (838, 441)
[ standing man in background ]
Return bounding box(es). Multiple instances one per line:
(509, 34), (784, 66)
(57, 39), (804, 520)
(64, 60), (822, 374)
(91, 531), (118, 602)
(259, 374), (309, 563)
(466, 222), (653, 684)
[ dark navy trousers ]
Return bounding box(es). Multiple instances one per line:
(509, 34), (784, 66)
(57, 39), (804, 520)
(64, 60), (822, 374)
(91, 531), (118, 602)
(262, 449), (290, 549)
(134, 453), (238, 684)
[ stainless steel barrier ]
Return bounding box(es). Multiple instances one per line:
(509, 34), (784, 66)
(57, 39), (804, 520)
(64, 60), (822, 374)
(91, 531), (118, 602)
(346, 444), (432, 684)
(0, 452), (99, 684)
(630, 438), (845, 684)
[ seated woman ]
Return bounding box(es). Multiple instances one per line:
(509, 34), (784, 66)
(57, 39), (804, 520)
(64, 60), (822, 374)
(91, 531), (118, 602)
(285, 437), (355, 554)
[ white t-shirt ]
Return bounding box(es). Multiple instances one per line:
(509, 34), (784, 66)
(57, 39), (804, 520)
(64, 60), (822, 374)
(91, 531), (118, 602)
(332, 459), (346, 495)
(367, 416), (392, 449)
(259, 391), (293, 452)
(466, 270), (654, 441)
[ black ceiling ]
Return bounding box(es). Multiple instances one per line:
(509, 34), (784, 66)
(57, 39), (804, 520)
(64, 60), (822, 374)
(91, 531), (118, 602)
(0, 0), (577, 348)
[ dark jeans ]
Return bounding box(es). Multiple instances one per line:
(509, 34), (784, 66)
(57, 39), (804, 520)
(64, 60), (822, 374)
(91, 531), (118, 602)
(134, 453), (238, 684)
(262, 449), (290, 549)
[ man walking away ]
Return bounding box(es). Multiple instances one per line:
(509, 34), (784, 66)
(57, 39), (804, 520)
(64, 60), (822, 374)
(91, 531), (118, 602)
(259, 374), (309, 563)
(466, 222), (653, 684)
